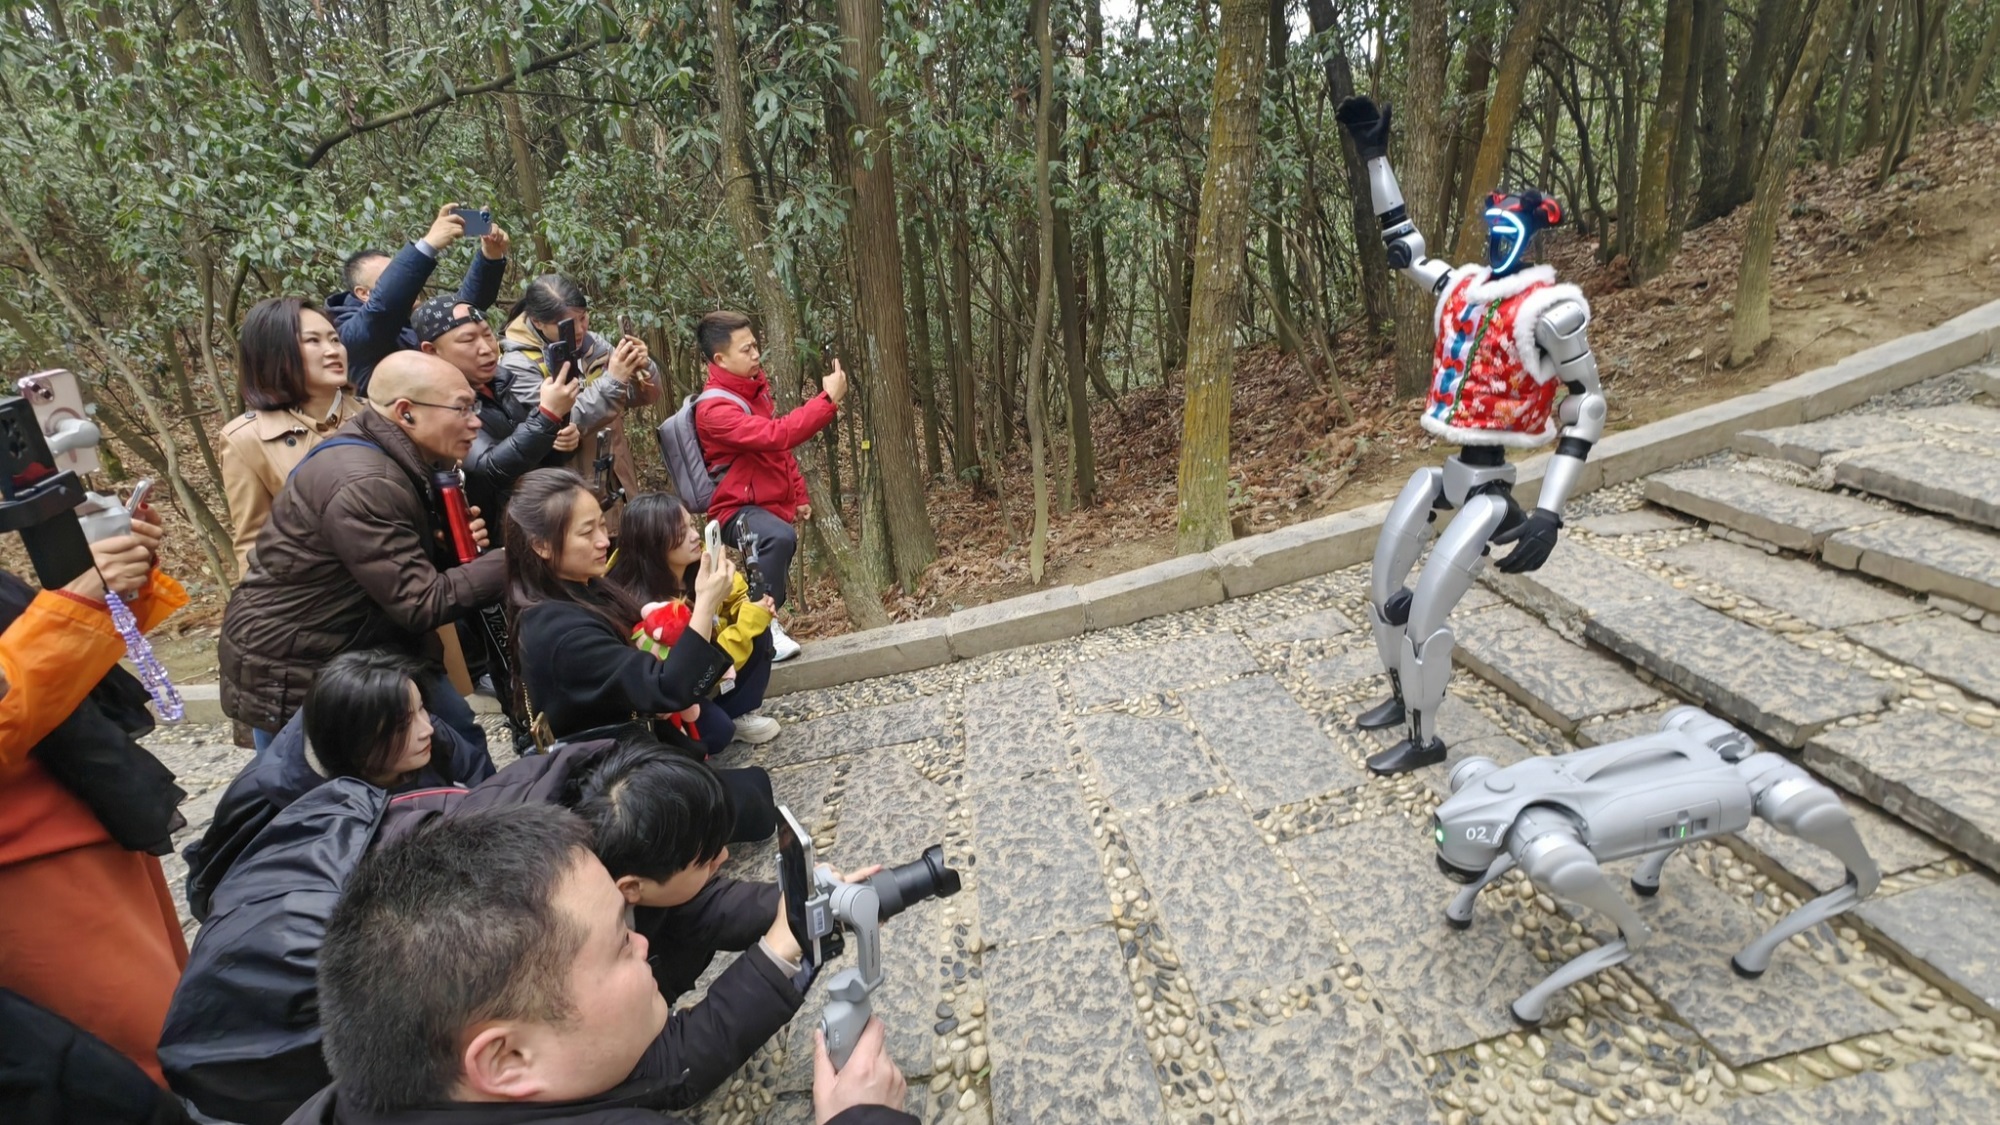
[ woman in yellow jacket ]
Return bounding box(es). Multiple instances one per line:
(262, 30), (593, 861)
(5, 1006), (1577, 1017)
(0, 508), (188, 1088)
(607, 493), (779, 756)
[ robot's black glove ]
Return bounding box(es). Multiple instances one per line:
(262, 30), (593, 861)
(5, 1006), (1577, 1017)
(1335, 96), (1392, 160)
(1492, 508), (1562, 574)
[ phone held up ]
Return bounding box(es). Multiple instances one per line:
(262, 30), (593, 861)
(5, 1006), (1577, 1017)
(544, 316), (582, 386)
(450, 206), (493, 237)
(777, 806), (836, 969)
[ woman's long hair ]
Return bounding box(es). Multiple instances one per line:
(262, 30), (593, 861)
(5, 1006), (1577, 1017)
(303, 650), (435, 783)
(238, 296), (314, 411)
(504, 468), (644, 640)
(605, 493), (697, 605)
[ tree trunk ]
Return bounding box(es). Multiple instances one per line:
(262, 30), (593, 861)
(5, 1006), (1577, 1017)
(493, 42), (550, 264)
(1024, 0), (1058, 582)
(230, 0), (277, 90)
(1631, 0), (1695, 283)
(1829, 0), (1873, 167)
(1051, 190), (1096, 506)
(1955, 0), (2000, 119)
(1436, 25), (1495, 257)
(1731, 0), (1846, 366)
(1879, 0), (1942, 181)
(1264, 0), (1300, 354)
(834, 0), (937, 589)
(1304, 0), (1394, 337)
(1174, 0), (1268, 553)
(705, 0), (887, 629)
(950, 176), (980, 476)
(1863, 0), (1900, 150)
(924, 215), (960, 467)
(1390, 0), (1450, 397)
(903, 215), (944, 479)
(369, 0), (391, 59)
(1449, 0), (1559, 262)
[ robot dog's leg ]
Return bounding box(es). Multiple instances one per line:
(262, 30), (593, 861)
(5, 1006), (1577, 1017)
(1731, 758), (1881, 977)
(1445, 853), (1516, 930)
(1511, 810), (1652, 1026)
(1359, 467), (1447, 730)
(1368, 492), (1512, 775)
(1629, 847), (1678, 898)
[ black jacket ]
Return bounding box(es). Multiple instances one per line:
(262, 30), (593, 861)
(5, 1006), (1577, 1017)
(638, 875), (781, 1006)
(464, 371), (563, 518)
(0, 988), (191, 1125)
(181, 705), (495, 922)
(513, 591), (731, 739)
(327, 242), (506, 398)
(282, 1078), (915, 1125)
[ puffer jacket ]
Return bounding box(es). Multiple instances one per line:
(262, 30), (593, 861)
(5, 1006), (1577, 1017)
(217, 408), (508, 731)
(496, 314), (661, 530)
(326, 242), (506, 399)
(464, 364), (564, 518)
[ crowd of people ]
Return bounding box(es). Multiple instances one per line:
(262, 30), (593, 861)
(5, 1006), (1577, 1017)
(0, 205), (903, 1125)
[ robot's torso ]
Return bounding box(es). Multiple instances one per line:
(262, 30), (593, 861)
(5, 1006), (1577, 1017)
(1426, 264), (1589, 450)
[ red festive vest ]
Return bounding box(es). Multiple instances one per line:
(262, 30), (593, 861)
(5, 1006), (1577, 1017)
(1424, 264), (1586, 448)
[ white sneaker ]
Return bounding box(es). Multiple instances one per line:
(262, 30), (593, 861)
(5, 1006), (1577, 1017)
(769, 620), (802, 662)
(733, 713), (782, 745)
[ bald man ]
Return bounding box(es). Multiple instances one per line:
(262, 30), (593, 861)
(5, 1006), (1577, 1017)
(219, 350), (507, 753)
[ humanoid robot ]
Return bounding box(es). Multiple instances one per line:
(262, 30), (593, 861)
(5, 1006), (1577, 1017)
(1432, 707), (1880, 1025)
(1336, 96), (1610, 775)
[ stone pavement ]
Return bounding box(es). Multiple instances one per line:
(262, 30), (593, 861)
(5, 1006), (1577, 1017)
(139, 366), (2000, 1124)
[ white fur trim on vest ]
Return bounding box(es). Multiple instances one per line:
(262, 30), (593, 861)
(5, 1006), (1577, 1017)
(1421, 413), (1558, 449)
(1509, 282), (1587, 384)
(1431, 264), (1557, 337)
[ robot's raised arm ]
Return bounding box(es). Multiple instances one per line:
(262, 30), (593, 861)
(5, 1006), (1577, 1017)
(1532, 298), (1608, 517)
(1364, 156), (1454, 295)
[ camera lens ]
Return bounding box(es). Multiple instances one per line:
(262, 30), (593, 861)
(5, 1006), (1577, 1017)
(870, 845), (962, 922)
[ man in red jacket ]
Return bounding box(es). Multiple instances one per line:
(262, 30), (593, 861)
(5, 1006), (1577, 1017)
(694, 311), (846, 659)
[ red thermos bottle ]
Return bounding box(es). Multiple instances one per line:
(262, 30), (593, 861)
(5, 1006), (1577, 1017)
(434, 469), (479, 564)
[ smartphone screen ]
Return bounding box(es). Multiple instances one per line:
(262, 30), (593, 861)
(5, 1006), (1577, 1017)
(776, 806), (818, 968)
(452, 206), (492, 236)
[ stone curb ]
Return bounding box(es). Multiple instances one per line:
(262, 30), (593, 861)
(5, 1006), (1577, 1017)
(765, 299), (2000, 696)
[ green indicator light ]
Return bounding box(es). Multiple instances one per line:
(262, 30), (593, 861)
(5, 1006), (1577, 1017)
(1435, 826), (1446, 844)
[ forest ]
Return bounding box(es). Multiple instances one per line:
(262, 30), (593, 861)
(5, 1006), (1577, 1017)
(2, 0), (1997, 638)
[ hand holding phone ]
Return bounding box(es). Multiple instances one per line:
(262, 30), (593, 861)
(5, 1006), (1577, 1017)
(126, 478), (155, 511)
(450, 206), (493, 237)
(704, 518), (724, 557)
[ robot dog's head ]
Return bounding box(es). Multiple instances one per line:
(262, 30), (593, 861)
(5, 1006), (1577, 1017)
(1432, 756), (1510, 882)
(1484, 190), (1563, 277)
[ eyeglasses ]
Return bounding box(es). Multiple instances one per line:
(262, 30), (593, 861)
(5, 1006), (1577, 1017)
(406, 399), (479, 419)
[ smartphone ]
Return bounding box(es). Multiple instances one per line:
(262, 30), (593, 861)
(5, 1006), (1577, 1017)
(776, 805), (826, 969)
(126, 478), (155, 511)
(703, 518), (724, 557)
(553, 317), (582, 385)
(451, 206), (493, 236)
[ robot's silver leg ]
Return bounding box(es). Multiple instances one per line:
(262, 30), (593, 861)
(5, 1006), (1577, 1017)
(1629, 847), (1677, 898)
(1368, 492), (1512, 776)
(1511, 813), (1653, 1026)
(1732, 764), (1882, 977)
(1359, 467), (1446, 730)
(1445, 853), (1516, 930)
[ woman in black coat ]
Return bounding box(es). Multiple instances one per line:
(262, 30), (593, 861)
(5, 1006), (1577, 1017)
(504, 469), (776, 842)
(181, 650), (494, 922)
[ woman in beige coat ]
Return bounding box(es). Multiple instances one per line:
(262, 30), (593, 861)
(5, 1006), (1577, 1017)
(219, 297), (360, 574)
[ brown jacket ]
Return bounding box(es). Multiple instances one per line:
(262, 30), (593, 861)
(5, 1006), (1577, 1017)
(218, 397), (362, 574)
(217, 408), (507, 731)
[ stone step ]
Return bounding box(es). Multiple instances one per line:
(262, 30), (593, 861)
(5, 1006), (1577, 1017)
(1643, 468), (1894, 552)
(1735, 415), (1922, 468)
(1454, 602), (1663, 732)
(1582, 596), (1891, 748)
(1832, 444), (2000, 532)
(1974, 364), (2000, 400)
(1804, 709), (2000, 873)
(1479, 538), (1681, 636)
(1823, 515), (2000, 615)
(1845, 614), (2000, 707)
(1894, 403), (2000, 456)
(1655, 537), (1919, 630)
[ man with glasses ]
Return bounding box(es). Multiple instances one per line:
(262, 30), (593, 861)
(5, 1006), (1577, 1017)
(220, 352), (510, 753)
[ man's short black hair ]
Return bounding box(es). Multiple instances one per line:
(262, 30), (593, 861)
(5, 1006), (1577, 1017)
(695, 310), (753, 362)
(319, 805), (593, 1111)
(567, 739), (734, 882)
(342, 249), (390, 293)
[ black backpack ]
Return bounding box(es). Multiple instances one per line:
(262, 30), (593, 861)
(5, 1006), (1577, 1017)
(159, 741), (617, 1125)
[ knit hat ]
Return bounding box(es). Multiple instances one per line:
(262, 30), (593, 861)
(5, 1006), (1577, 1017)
(411, 296), (486, 343)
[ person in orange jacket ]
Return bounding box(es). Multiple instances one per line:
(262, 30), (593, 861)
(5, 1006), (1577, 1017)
(0, 506), (189, 1087)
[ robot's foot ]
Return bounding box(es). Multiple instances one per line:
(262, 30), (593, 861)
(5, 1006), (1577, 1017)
(1508, 999), (1544, 1029)
(1729, 955), (1765, 981)
(1444, 913), (1472, 931)
(1367, 737), (1447, 776)
(1630, 879), (1661, 898)
(1356, 694), (1406, 730)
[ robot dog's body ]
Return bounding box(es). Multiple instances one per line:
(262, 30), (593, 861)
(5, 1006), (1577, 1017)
(1433, 707), (1880, 1025)
(1336, 96), (1610, 776)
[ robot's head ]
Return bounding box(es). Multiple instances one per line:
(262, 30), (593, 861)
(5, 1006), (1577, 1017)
(1484, 190), (1563, 277)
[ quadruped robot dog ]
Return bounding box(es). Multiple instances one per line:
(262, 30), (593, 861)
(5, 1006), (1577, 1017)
(1431, 707), (1880, 1025)
(1336, 95), (1609, 776)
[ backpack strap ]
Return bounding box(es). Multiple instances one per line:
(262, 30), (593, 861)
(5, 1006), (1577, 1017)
(694, 388), (752, 414)
(285, 434), (382, 482)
